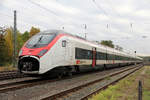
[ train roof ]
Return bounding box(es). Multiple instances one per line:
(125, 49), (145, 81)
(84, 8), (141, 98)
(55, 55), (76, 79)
(39, 30), (142, 60)
(38, 30), (66, 35)
(38, 29), (86, 40)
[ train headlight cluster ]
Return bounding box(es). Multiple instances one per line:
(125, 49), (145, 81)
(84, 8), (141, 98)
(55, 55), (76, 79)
(38, 49), (48, 57)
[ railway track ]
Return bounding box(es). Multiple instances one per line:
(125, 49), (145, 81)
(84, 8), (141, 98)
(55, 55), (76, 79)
(0, 64), (143, 100)
(0, 70), (25, 80)
(41, 65), (143, 100)
(0, 66), (131, 93)
(0, 70), (17, 75)
(0, 77), (57, 93)
(0, 69), (107, 94)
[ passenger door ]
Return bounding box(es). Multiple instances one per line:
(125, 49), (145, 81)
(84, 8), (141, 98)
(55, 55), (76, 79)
(65, 39), (73, 62)
(92, 47), (96, 67)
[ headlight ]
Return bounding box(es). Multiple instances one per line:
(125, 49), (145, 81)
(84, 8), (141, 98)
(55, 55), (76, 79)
(38, 49), (48, 57)
(19, 50), (22, 56)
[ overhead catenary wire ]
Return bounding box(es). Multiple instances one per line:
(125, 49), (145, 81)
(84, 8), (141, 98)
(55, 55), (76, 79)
(91, 0), (142, 54)
(0, 7), (47, 30)
(0, 13), (14, 28)
(27, 0), (83, 33)
(28, 0), (58, 17)
(92, 0), (114, 34)
(92, 0), (147, 40)
(0, 13), (13, 18)
(106, 0), (123, 18)
(92, 0), (111, 20)
(27, 0), (72, 25)
(104, 0), (150, 28)
(92, 0), (135, 32)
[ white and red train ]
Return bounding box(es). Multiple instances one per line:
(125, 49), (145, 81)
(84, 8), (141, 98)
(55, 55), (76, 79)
(18, 30), (143, 75)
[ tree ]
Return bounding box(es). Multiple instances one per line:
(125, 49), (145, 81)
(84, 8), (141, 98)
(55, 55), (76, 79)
(4, 28), (24, 57)
(115, 45), (123, 51)
(29, 27), (40, 37)
(17, 31), (24, 53)
(0, 26), (41, 66)
(4, 28), (13, 58)
(0, 34), (8, 65)
(22, 31), (29, 43)
(1, 27), (24, 65)
(100, 40), (114, 48)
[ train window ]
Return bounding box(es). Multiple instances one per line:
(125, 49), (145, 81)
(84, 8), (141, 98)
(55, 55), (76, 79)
(115, 55), (118, 60)
(97, 52), (106, 60)
(87, 51), (91, 56)
(75, 48), (92, 59)
(107, 54), (113, 60)
(26, 34), (56, 48)
(62, 40), (66, 47)
(96, 52), (100, 59)
(115, 55), (122, 60)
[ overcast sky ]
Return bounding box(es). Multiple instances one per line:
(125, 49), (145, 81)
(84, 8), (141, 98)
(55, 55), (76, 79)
(0, 0), (150, 56)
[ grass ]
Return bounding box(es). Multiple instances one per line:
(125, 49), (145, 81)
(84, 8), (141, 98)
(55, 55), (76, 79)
(89, 66), (150, 100)
(143, 90), (150, 100)
(143, 67), (150, 100)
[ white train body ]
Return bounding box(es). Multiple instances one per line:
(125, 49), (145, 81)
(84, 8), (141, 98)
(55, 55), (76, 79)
(18, 30), (143, 75)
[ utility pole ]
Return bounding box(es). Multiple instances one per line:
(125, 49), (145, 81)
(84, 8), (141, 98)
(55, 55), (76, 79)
(13, 10), (17, 67)
(83, 24), (87, 40)
(135, 51), (136, 66)
(85, 33), (87, 40)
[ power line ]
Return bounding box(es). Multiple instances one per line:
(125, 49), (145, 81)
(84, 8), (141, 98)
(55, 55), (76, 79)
(92, 0), (150, 31)
(28, 0), (59, 18)
(92, 0), (143, 37)
(27, 0), (76, 30)
(28, 0), (89, 37)
(92, 0), (111, 19)
(106, 0), (123, 18)
(0, 13), (13, 18)
(92, 0), (113, 32)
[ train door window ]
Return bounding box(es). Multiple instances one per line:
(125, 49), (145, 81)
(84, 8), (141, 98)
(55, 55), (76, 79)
(62, 40), (66, 47)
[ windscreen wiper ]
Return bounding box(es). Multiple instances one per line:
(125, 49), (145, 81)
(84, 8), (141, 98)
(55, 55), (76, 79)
(33, 36), (43, 47)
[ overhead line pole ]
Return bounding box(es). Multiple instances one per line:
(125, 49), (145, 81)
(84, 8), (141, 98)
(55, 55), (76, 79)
(83, 24), (87, 40)
(13, 10), (17, 67)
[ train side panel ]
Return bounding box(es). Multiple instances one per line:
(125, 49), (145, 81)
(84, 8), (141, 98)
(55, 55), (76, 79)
(39, 36), (75, 74)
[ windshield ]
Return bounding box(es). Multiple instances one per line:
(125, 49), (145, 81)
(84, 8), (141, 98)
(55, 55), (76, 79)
(26, 34), (56, 48)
